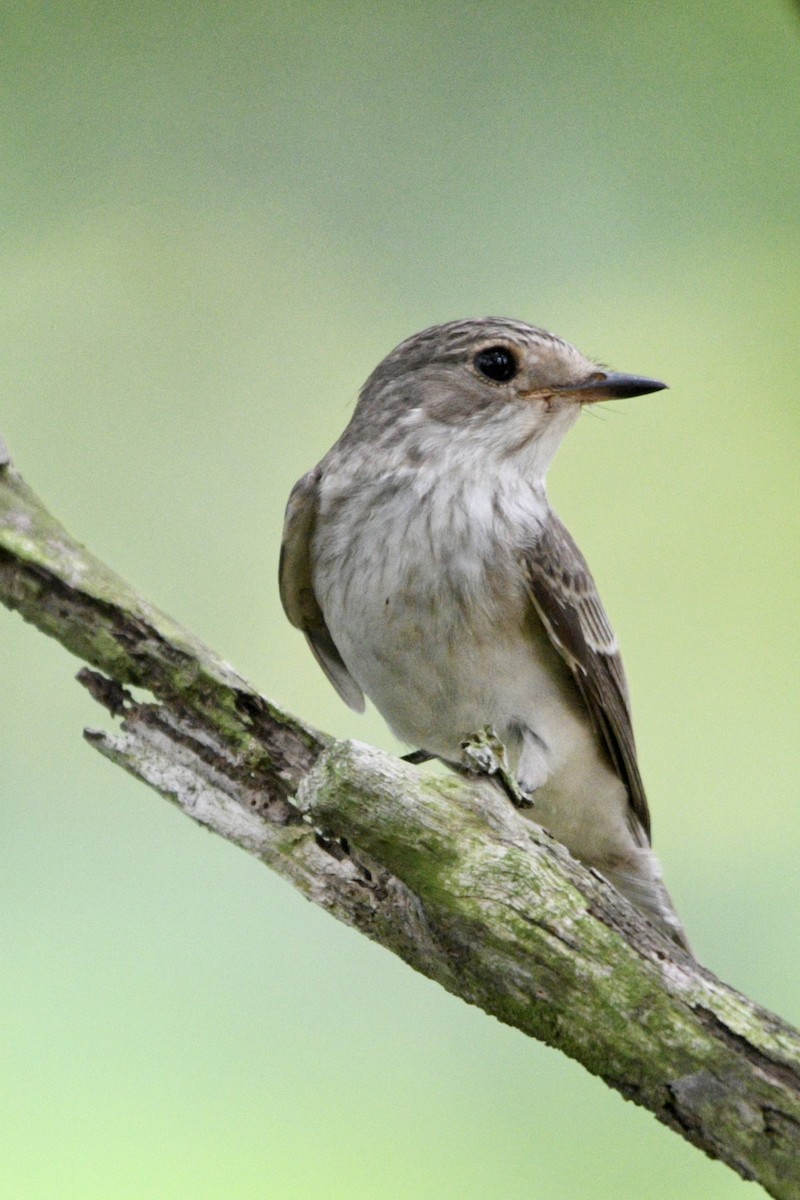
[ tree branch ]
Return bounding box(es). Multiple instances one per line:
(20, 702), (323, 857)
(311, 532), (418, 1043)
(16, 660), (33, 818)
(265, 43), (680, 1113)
(1, 436), (799, 1198)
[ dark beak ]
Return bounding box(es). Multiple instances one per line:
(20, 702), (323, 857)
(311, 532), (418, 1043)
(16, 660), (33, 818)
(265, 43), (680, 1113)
(561, 371), (668, 403)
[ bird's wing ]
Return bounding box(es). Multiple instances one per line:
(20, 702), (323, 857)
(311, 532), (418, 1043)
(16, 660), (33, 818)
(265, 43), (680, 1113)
(279, 468), (365, 713)
(522, 513), (650, 842)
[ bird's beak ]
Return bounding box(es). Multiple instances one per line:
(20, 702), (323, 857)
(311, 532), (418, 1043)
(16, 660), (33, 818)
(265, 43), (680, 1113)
(559, 371), (668, 404)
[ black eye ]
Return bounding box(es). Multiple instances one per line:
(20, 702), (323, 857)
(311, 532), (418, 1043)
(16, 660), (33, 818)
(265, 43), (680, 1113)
(473, 345), (518, 383)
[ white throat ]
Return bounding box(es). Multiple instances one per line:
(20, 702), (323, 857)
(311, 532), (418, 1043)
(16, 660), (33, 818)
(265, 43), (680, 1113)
(397, 398), (582, 488)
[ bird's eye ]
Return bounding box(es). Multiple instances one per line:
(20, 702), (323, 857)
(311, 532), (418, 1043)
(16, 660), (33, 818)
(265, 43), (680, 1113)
(473, 345), (518, 383)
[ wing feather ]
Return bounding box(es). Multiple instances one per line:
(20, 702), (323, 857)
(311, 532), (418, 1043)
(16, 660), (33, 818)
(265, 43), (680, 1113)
(523, 514), (651, 842)
(279, 468), (365, 713)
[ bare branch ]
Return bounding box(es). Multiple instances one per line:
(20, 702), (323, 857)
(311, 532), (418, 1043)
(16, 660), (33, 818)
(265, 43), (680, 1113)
(2, 440), (799, 1198)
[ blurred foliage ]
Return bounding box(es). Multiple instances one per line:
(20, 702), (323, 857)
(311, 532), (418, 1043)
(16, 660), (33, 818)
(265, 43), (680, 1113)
(2, 3), (799, 1197)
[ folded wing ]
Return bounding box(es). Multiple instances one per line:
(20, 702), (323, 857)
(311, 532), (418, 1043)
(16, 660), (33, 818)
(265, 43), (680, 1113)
(523, 513), (651, 843)
(279, 468), (365, 713)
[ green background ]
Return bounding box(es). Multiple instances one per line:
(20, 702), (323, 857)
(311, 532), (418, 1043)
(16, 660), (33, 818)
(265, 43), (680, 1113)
(3, 3), (799, 1197)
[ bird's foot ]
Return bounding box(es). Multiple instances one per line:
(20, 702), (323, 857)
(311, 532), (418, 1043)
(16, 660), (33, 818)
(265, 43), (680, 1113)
(459, 726), (534, 809)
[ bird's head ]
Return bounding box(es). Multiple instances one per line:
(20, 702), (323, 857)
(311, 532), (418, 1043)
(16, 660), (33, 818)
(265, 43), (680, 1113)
(343, 317), (667, 480)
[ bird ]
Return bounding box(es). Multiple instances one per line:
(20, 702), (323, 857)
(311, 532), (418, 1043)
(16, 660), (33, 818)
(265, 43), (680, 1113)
(280, 317), (689, 951)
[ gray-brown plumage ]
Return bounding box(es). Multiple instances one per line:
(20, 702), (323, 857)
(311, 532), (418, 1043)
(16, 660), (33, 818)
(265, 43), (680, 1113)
(523, 511), (650, 842)
(280, 317), (689, 950)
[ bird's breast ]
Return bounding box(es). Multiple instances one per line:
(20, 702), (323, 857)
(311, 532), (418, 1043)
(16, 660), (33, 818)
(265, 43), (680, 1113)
(311, 468), (571, 749)
(314, 466), (545, 628)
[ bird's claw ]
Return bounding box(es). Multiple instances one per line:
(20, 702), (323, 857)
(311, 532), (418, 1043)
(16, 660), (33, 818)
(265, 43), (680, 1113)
(459, 726), (534, 809)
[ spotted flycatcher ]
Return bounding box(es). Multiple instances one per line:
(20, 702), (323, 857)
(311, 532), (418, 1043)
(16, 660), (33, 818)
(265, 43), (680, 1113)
(280, 317), (688, 950)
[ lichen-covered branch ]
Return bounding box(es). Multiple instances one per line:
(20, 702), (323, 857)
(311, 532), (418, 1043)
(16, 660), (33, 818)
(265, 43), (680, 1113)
(1, 436), (799, 1198)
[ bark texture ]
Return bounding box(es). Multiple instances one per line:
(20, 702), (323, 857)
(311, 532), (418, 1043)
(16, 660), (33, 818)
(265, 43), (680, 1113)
(1, 437), (799, 1198)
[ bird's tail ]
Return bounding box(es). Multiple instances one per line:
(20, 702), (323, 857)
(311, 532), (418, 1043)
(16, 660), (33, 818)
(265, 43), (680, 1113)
(602, 851), (692, 955)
